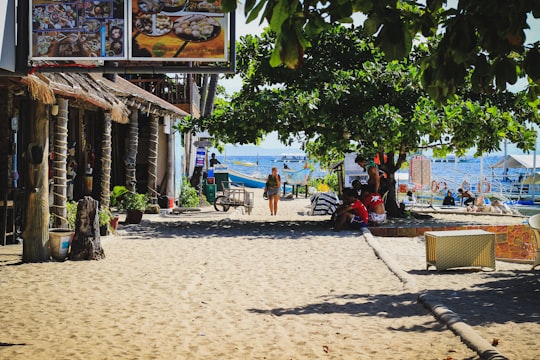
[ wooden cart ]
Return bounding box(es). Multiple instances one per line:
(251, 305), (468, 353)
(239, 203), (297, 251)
(214, 182), (254, 214)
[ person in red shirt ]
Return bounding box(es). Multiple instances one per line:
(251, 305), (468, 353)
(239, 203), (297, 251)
(360, 184), (387, 226)
(333, 188), (368, 231)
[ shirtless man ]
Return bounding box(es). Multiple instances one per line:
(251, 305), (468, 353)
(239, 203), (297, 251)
(355, 155), (380, 194)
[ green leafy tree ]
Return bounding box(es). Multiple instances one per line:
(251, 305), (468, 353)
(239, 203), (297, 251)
(185, 26), (536, 216)
(222, 0), (540, 102)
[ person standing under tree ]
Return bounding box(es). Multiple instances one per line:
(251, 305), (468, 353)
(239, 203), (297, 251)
(266, 167), (281, 215)
(355, 155), (381, 194)
(209, 153), (221, 167)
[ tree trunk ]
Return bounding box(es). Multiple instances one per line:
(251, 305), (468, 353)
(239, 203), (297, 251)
(204, 74), (219, 116)
(379, 150), (408, 218)
(52, 98), (69, 228)
(384, 174), (402, 218)
(68, 196), (105, 260)
(100, 112), (112, 209)
(125, 109), (138, 192)
(164, 128), (174, 198)
(199, 74), (209, 115)
(147, 114), (159, 204)
(22, 101), (50, 262)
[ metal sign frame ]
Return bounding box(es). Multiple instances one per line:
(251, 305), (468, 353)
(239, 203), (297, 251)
(19, 0), (235, 75)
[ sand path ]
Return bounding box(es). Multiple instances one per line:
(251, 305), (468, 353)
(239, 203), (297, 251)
(0, 188), (538, 359)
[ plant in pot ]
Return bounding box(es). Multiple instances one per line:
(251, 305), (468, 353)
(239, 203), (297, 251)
(123, 192), (148, 224)
(98, 207), (114, 236)
(110, 185), (129, 210)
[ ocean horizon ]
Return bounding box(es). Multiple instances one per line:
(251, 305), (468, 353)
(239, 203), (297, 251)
(212, 153), (538, 198)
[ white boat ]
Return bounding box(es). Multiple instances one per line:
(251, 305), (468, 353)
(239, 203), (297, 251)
(489, 154), (540, 203)
(275, 153), (307, 163)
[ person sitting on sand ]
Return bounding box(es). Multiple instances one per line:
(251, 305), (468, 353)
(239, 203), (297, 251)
(360, 184), (387, 226)
(458, 188), (475, 206)
(351, 179), (362, 195)
(490, 200), (513, 214)
(402, 190), (416, 205)
(332, 188), (368, 231)
(442, 190), (455, 206)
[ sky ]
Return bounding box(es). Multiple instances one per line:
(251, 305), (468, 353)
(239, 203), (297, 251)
(217, 9), (290, 151)
(217, 7), (540, 154)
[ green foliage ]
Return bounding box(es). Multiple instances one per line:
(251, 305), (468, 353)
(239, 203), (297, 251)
(323, 173), (339, 192)
(194, 26), (535, 169)
(145, 203), (161, 214)
(122, 192), (148, 211)
(110, 185), (129, 208)
(98, 207), (113, 227)
(309, 173), (339, 193)
(179, 182), (200, 208)
(66, 201), (77, 230)
(221, 0), (540, 102)
(190, 24), (536, 216)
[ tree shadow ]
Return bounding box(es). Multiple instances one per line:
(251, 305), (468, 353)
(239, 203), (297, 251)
(421, 270), (540, 326)
(245, 270), (539, 330)
(119, 219), (338, 241)
(247, 292), (450, 333)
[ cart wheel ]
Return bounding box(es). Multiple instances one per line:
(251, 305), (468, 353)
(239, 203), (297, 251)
(214, 196), (231, 212)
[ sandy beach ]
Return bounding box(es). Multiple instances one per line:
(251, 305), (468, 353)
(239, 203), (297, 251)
(1, 188), (538, 359)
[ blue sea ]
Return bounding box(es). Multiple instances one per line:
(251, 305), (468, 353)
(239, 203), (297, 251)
(219, 154), (535, 195)
(220, 155), (328, 179)
(222, 155), (516, 180)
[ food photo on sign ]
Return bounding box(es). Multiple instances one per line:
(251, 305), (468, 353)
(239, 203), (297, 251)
(30, 0), (127, 60)
(130, 0), (228, 61)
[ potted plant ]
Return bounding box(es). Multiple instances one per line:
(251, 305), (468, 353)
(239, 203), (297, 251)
(110, 185), (129, 210)
(123, 192), (148, 224)
(98, 207), (113, 236)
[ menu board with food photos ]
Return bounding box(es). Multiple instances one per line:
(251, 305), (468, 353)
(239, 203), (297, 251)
(130, 0), (228, 61)
(30, 0), (128, 60)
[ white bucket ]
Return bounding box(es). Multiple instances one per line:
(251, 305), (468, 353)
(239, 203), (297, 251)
(49, 229), (73, 261)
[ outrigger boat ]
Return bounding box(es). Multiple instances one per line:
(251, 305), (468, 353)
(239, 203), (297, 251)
(275, 153), (307, 163)
(227, 169), (266, 189)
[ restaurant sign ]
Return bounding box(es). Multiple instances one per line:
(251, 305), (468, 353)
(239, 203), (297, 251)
(29, 1), (229, 62)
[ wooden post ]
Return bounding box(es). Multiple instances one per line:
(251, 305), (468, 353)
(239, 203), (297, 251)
(126, 110), (138, 192)
(22, 100), (50, 262)
(52, 97), (69, 228)
(69, 196), (105, 260)
(100, 112), (112, 209)
(147, 114), (158, 204)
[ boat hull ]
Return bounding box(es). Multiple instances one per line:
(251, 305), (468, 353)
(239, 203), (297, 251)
(228, 169), (266, 189)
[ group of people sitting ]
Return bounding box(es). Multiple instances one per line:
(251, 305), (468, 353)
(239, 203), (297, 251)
(438, 188), (514, 214)
(332, 182), (387, 231)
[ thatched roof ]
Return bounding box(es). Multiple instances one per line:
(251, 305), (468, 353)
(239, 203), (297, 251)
(90, 74), (190, 119)
(18, 71), (189, 124)
(22, 73), (129, 123)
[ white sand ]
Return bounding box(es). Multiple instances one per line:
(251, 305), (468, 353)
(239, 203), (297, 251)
(0, 188), (538, 359)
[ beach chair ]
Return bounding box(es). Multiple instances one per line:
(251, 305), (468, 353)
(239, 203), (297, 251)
(527, 214), (540, 270)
